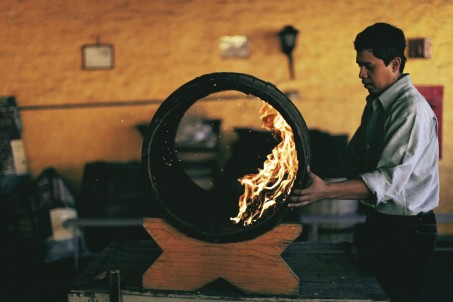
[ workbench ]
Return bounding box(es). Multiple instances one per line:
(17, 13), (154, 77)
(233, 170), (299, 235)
(67, 239), (388, 301)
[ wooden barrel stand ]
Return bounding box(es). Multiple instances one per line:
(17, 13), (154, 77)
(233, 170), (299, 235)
(142, 218), (302, 296)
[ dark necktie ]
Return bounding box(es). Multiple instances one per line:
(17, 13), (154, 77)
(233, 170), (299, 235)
(363, 99), (381, 170)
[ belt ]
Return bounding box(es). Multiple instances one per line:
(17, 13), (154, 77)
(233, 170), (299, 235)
(367, 210), (436, 224)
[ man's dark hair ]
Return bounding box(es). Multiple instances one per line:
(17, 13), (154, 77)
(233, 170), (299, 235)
(354, 23), (407, 73)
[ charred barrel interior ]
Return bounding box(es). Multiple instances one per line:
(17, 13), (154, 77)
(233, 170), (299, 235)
(142, 73), (311, 243)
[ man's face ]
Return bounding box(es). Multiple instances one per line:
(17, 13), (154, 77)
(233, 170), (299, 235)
(356, 49), (399, 95)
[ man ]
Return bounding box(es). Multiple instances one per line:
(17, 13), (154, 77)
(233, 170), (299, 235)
(289, 23), (439, 302)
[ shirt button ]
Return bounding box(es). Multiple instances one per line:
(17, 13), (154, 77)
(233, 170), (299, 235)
(366, 144), (371, 149)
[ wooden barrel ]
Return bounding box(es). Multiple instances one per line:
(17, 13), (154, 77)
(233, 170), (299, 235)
(141, 72), (311, 243)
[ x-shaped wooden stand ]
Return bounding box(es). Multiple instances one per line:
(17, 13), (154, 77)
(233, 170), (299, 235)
(142, 218), (302, 296)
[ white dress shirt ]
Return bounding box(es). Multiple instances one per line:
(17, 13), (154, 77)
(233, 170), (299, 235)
(346, 74), (439, 215)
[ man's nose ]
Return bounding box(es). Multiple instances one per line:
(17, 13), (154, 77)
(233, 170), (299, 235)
(359, 67), (367, 79)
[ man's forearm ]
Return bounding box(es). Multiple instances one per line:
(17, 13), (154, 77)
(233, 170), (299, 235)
(326, 178), (372, 200)
(289, 173), (372, 208)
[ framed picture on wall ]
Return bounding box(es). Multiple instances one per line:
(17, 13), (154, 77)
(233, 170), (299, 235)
(82, 44), (114, 70)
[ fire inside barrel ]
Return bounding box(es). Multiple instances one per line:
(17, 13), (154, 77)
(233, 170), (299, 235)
(231, 102), (298, 226)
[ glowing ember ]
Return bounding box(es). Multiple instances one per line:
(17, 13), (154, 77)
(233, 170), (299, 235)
(231, 101), (298, 226)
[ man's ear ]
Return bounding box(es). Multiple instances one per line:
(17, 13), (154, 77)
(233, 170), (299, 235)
(391, 57), (401, 72)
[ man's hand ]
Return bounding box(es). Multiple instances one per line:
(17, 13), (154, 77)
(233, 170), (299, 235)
(288, 169), (330, 208)
(288, 168), (372, 208)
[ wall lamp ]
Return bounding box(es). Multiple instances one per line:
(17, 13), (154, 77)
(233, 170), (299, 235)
(278, 25), (299, 80)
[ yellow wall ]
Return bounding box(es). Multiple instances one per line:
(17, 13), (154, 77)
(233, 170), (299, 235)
(1, 0), (452, 231)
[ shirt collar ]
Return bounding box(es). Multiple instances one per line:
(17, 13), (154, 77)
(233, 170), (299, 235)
(366, 74), (411, 111)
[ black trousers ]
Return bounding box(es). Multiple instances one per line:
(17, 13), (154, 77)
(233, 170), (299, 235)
(356, 210), (437, 302)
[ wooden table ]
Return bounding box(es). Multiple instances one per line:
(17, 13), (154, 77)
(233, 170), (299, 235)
(67, 239), (388, 302)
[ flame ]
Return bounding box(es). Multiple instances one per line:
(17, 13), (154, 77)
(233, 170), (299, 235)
(231, 101), (298, 226)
